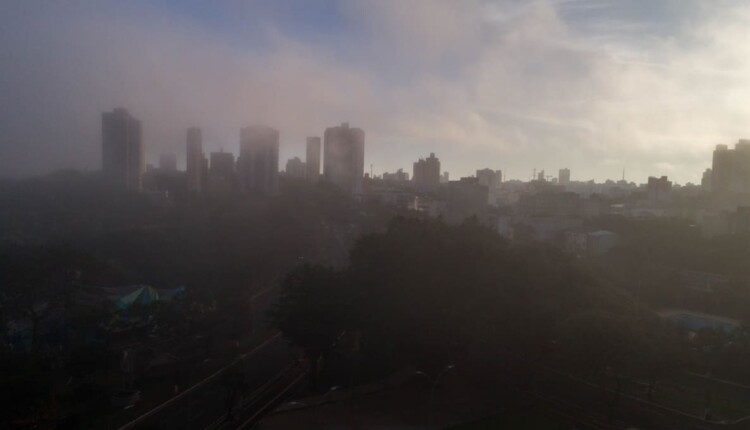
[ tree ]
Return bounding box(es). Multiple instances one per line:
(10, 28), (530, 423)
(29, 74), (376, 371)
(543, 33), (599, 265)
(267, 265), (350, 389)
(0, 246), (83, 356)
(557, 310), (644, 423)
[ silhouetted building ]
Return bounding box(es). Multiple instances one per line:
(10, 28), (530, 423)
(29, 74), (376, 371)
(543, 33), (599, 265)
(412, 153), (441, 189)
(159, 154), (177, 171)
(306, 137), (321, 182)
(382, 168), (409, 182)
(712, 140), (750, 193)
(559, 168), (571, 185)
(647, 176), (672, 202)
(239, 126), (279, 194)
(476, 168), (502, 189)
(441, 172), (450, 184)
(286, 157), (306, 179)
(186, 127), (204, 193)
(701, 168), (712, 190)
(102, 108), (143, 191)
(323, 122), (365, 194)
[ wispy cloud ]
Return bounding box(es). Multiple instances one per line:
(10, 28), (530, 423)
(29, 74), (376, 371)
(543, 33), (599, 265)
(0, 1), (749, 183)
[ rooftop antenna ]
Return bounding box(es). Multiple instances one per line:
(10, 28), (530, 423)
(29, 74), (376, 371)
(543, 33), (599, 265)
(622, 167), (625, 182)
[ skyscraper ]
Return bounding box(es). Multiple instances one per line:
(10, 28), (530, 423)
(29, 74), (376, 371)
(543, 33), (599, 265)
(712, 144), (731, 192)
(711, 140), (750, 194)
(412, 153), (441, 189)
(306, 136), (321, 182)
(323, 122), (365, 194)
(186, 127), (204, 193)
(559, 168), (571, 185)
(238, 126), (279, 194)
(102, 108), (143, 191)
(701, 168), (712, 190)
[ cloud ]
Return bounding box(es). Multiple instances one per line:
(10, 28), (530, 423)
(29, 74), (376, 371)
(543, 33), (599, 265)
(1, 1), (750, 183)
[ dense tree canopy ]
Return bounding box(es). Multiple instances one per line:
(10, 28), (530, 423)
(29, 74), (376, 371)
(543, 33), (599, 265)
(270, 217), (636, 377)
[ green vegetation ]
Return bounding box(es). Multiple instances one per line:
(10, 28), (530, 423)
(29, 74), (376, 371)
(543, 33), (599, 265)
(268, 217), (696, 423)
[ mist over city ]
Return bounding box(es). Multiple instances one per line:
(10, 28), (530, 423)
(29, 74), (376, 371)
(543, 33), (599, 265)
(4, 1), (750, 430)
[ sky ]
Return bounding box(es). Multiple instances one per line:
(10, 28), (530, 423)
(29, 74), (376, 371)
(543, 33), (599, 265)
(2, 0), (750, 184)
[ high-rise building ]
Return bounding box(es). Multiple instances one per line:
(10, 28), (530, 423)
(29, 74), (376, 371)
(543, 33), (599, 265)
(711, 140), (750, 194)
(286, 157), (306, 179)
(441, 172), (450, 184)
(238, 126), (279, 194)
(186, 127), (204, 193)
(412, 153), (441, 189)
(701, 168), (712, 190)
(323, 122), (365, 194)
(712, 144), (732, 193)
(476, 168), (502, 189)
(559, 168), (571, 185)
(159, 153), (177, 171)
(102, 108), (144, 191)
(306, 137), (321, 182)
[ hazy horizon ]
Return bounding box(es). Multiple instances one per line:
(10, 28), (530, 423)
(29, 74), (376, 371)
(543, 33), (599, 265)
(2, 0), (750, 183)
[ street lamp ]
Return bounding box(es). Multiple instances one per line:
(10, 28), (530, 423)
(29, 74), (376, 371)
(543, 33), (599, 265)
(415, 365), (455, 429)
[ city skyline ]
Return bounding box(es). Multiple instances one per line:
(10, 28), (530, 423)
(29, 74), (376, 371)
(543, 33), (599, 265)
(100, 109), (750, 187)
(4, 1), (750, 183)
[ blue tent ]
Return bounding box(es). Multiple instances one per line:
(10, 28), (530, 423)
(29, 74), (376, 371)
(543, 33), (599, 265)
(113, 285), (160, 310)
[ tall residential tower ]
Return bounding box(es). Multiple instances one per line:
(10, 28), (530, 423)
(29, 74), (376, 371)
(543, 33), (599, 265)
(238, 126), (279, 194)
(323, 123), (365, 194)
(306, 136), (322, 182)
(412, 153), (441, 189)
(102, 108), (143, 191)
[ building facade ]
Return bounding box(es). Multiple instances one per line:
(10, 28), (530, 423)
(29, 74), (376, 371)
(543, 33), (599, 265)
(323, 123), (365, 194)
(647, 176), (673, 202)
(559, 168), (571, 185)
(476, 168), (502, 189)
(102, 108), (144, 191)
(286, 157), (306, 179)
(712, 140), (750, 193)
(238, 126), (279, 194)
(412, 153), (441, 189)
(306, 136), (321, 182)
